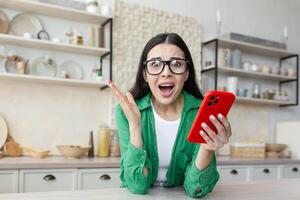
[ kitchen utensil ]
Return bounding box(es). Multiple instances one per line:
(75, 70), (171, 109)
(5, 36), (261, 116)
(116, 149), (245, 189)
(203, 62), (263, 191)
(237, 88), (248, 97)
(242, 61), (251, 71)
(226, 76), (238, 94)
(5, 56), (30, 74)
(59, 60), (84, 80)
(287, 68), (295, 77)
(9, 13), (43, 37)
(0, 10), (9, 34)
(37, 29), (50, 40)
(29, 56), (57, 77)
(251, 63), (261, 72)
(3, 135), (22, 157)
(22, 146), (50, 158)
(0, 115), (8, 149)
(262, 90), (276, 100)
(56, 145), (91, 158)
(266, 143), (287, 152)
(261, 65), (271, 74)
(277, 121), (300, 158)
(231, 49), (242, 68)
(252, 83), (261, 98)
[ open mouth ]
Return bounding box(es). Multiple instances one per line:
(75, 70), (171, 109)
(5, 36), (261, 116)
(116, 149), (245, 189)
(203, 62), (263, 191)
(158, 83), (175, 97)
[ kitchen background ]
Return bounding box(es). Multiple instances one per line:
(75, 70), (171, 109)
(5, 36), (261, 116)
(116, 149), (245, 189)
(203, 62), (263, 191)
(0, 0), (300, 156)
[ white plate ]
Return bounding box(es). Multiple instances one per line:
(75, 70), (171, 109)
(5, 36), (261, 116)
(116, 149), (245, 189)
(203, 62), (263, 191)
(59, 60), (84, 80)
(0, 115), (8, 149)
(29, 56), (57, 77)
(9, 13), (43, 37)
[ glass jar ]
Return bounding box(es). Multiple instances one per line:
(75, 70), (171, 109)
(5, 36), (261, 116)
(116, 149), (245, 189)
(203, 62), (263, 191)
(97, 124), (111, 157)
(110, 130), (120, 157)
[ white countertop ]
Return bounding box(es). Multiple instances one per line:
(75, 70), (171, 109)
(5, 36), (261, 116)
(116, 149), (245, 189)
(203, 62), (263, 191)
(0, 179), (299, 200)
(0, 155), (299, 169)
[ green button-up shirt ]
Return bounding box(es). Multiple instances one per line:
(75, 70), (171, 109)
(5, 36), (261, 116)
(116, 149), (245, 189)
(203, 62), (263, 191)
(115, 90), (219, 198)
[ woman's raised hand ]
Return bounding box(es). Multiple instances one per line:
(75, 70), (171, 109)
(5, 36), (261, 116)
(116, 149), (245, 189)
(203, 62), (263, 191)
(107, 80), (141, 128)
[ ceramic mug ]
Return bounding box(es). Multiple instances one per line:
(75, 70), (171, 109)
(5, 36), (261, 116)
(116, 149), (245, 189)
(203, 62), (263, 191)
(227, 76), (238, 94)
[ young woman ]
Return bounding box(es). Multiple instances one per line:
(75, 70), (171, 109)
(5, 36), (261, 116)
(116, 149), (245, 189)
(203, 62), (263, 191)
(107, 33), (232, 198)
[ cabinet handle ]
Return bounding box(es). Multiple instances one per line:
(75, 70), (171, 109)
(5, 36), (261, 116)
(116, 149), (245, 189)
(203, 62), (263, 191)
(100, 174), (111, 180)
(292, 167), (299, 172)
(263, 169), (270, 174)
(43, 174), (56, 181)
(230, 169), (238, 175)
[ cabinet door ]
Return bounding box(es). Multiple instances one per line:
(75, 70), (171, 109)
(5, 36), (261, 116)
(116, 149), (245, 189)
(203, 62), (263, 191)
(282, 165), (300, 179)
(19, 169), (77, 193)
(218, 166), (249, 183)
(252, 166), (279, 181)
(78, 168), (120, 190)
(0, 170), (18, 193)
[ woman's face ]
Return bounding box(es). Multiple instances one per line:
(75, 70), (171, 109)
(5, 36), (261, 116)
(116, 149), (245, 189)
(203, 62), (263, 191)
(144, 43), (189, 106)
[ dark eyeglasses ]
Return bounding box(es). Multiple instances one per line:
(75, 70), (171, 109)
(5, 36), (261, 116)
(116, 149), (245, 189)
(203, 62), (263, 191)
(144, 58), (189, 75)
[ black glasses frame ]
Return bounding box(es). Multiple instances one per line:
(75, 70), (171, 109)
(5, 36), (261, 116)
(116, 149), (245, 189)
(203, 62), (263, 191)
(143, 58), (189, 75)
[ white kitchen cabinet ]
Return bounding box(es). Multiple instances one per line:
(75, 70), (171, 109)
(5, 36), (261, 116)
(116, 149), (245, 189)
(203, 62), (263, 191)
(78, 168), (120, 190)
(252, 165), (279, 181)
(0, 170), (18, 193)
(218, 166), (250, 183)
(281, 165), (300, 179)
(19, 169), (77, 193)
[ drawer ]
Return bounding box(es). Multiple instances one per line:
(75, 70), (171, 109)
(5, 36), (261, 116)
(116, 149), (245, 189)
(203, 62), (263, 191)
(19, 169), (77, 193)
(218, 166), (249, 183)
(78, 168), (120, 190)
(282, 165), (300, 179)
(252, 166), (279, 181)
(0, 170), (18, 193)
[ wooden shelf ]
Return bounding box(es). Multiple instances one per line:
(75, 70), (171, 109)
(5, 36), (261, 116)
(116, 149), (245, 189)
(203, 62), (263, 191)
(0, 0), (112, 24)
(204, 38), (296, 58)
(0, 34), (110, 56)
(202, 66), (297, 81)
(235, 96), (292, 105)
(0, 73), (105, 88)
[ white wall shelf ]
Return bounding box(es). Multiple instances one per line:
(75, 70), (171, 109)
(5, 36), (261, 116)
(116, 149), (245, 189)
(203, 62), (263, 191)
(202, 66), (296, 81)
(0, 0), (112, 24)
(235, 96), (291, 106)
(0, 34), (110, 56)
(0, 73), (105, 88)
(212, 38), (296, 58)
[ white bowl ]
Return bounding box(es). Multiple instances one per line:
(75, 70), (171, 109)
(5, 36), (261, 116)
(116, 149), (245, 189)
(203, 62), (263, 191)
(56, 145), (91, 158)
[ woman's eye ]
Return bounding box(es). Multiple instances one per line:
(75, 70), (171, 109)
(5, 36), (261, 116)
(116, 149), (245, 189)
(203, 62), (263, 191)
(150, 61), (160, 67)
(171, 60), (181, 67)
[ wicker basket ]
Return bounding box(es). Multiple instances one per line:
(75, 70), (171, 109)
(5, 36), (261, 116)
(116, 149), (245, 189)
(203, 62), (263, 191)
(230, 143), (266, 158)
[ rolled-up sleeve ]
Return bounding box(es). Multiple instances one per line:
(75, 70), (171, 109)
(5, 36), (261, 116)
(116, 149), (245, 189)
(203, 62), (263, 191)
(183, 145), (219, 198)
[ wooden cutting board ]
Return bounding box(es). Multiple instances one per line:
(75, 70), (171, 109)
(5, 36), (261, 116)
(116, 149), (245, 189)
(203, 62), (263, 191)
(276, 121), (300, 158)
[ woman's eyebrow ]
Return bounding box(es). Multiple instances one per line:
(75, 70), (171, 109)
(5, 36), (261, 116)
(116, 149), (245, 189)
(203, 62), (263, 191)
(170, 56), (185, 60)
(148, 57), (161, 60)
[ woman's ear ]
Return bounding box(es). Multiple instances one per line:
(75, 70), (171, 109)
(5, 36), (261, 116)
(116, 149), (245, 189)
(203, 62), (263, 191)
(185, 70), (189, 81)
(143, 70), (148, 82)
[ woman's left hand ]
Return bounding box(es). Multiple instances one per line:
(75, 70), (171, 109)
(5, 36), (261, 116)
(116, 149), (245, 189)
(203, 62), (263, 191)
(199, 113), (232, 151)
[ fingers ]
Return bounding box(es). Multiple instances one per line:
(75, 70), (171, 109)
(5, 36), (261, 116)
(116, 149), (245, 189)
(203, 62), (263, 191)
(200, 130), (213, 145)
(217, 113), (232, 137)
(201, 123), (221, 147)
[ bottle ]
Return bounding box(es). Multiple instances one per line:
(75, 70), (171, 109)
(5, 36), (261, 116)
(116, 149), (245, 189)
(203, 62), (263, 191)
(88, 24), (95, 47)
(88, 131), (94, 157)
(97, 124), (111, 157)
(110, 131), (120, 157)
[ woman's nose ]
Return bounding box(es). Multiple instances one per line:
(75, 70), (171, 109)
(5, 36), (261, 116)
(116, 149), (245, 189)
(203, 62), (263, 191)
(161, 64), (172, 77)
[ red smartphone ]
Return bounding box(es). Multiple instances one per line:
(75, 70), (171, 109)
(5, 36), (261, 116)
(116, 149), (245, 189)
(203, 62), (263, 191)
(187, 90), (235, 143)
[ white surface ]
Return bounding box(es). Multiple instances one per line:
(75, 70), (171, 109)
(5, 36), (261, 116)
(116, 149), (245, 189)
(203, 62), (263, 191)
(276, 121), (300, 158)
(0, 179), (300, 200)
(0, 116), (8, 149)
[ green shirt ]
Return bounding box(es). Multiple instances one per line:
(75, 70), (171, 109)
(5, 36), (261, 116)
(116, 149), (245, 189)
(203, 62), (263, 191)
(115, 90), (219, 198)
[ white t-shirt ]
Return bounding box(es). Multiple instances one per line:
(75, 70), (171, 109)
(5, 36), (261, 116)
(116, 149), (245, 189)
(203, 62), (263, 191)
(151, 102), (180, 181)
